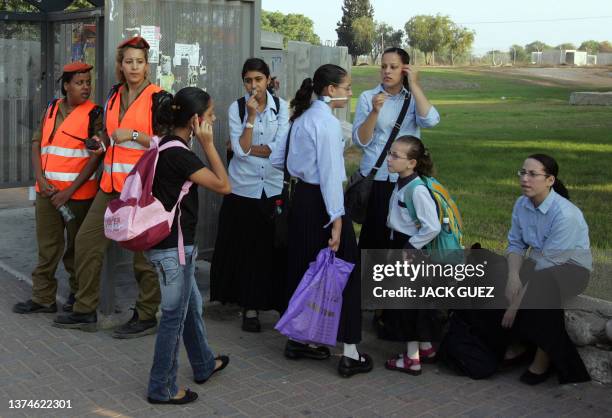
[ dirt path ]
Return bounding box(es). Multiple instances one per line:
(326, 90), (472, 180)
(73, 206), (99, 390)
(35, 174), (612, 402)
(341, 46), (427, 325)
(477, 66), (612, 88)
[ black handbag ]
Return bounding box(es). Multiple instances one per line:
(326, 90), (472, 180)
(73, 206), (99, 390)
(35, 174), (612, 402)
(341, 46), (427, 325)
(273, 125), (294, 248)
(344, 93), (411, 224)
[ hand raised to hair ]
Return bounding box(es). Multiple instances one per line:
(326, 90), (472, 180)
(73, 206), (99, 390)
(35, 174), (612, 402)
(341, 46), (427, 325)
(402, 64), (419, 88)
(191, 114), (213, 145)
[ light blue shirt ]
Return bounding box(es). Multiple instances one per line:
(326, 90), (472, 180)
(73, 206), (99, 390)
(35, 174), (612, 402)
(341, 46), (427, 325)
(270, 100), (346, 227)
(507, 189), (592, 271)
(228, 91), (290, 198)
(352, 84), (440, 182)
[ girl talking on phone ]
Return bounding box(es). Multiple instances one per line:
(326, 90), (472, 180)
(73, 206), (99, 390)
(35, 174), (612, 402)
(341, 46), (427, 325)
(352, 47), (440, 251)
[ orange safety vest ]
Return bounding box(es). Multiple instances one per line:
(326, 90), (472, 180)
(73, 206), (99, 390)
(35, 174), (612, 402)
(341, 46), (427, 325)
(100, 83), (162, 193)
(36, 99), (98, 200)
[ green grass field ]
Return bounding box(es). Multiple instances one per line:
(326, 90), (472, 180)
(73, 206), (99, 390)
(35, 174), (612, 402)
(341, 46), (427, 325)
(347, 66), (612, 300)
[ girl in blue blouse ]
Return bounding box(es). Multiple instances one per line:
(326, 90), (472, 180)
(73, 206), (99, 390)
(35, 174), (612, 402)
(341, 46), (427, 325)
(210, 58), (290, 332)
(271, 64), (372, 378)
(503, 154), (591, 385)
(352, 47), (440, 251)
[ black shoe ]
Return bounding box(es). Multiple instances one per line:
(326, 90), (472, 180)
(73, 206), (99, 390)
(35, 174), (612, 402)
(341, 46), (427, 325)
(520, 368), (552, 385)
(13, 300), (57, 314)
(53, 311), (97, 332)
(338, 353), (374, 378)
(112, 309), (157, 339)
(284, 340), (331, 360)
(62, 293), (76, 313)
(241, 310), (261, 333)
(195, 355), (230, 384)
(148, 388), (198, 405)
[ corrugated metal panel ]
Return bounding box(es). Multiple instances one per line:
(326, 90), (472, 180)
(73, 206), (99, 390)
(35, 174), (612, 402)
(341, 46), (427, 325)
(0, 23), (41, 187)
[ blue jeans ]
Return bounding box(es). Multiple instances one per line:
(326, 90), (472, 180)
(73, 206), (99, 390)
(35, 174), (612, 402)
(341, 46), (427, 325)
(145, 246), (215, 401)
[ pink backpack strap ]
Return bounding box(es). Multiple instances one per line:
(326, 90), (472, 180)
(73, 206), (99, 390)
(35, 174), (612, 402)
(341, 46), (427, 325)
(158, 137), (193, 265)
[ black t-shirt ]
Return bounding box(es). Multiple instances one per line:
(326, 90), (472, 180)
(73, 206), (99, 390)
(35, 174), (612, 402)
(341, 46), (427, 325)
(152, 135), (205, 249)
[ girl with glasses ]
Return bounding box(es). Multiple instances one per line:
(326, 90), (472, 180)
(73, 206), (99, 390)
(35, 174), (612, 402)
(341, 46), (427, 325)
(503, 154), (591, 385)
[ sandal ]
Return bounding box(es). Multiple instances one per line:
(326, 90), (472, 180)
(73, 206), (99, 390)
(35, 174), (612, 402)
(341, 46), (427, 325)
(195, 355), (229, 384)
(385, 353), (421, 375)
(419, 347), (437, 363)
(147, 388), (198, 405)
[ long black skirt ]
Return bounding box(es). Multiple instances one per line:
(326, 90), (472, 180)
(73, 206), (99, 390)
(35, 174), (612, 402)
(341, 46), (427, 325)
(286, 181), (362, 344)
(377, 231), (444, 342)
(210, 192), (285, 312)
(358, 180), (395, 249)
(513, 260), (591, 384)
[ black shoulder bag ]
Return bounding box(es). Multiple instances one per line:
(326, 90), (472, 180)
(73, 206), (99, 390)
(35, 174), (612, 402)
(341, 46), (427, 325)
(344, 92), (411, 224)
(273, 124), (294, 248)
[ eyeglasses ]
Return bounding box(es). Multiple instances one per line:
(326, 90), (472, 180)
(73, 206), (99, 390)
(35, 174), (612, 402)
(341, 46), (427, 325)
(387, 150), (410, 160)
(332, 83), (352, 91)
(517, 169), (550, 179)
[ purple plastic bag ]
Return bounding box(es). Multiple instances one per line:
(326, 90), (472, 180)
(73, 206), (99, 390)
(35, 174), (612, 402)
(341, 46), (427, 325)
(275, 248), (355, 346)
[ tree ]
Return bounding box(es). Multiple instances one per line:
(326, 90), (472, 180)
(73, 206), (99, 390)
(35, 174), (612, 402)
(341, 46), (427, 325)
(508, 44), (528, 64)
(336, 0), (374, 64)
(404, 14), (453, 65)
(524, 41), (550, 53)
(447, 24), (475, 65)
(579, 40), (600, 53)
(261, 10), (321, 46)
(555, 43), (576, 50)
(599, 41), (612, 53)
(370, 22), (404, 62)
(351, 16), (375, 60)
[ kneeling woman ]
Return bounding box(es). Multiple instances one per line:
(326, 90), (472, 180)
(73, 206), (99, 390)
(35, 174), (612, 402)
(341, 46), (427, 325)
(503, 154), (591, 385)
(146, 87), (231, 404)
(271, 64), (372, 377)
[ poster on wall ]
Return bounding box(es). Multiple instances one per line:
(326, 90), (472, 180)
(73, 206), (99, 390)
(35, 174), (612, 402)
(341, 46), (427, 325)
(140, 25), (160, 64)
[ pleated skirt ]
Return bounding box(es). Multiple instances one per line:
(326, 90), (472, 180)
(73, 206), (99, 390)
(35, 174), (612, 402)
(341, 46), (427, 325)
(210, 192), (286, 312)
(286, 181), (362, 344)
(358, 180), (395, 249)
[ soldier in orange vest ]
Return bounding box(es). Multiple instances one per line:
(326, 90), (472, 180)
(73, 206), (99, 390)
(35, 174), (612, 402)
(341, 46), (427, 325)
(54, 37), (163, 337)
(13, 62), (102, 314)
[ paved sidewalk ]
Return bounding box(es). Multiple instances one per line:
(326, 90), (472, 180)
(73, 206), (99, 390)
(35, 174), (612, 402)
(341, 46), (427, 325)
(0, 192), (611, 417)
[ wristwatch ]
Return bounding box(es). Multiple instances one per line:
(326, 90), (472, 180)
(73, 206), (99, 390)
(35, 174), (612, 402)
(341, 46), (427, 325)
(131, 130), (139, 142)
(245, 122), (255, 129)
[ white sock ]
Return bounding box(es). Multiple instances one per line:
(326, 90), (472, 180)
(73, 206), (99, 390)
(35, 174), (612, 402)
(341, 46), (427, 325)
(245, 310), (257, 319)
(394, 342), (420, 369)
(419, 342), (432, 351)
(343, 343), (360, 361)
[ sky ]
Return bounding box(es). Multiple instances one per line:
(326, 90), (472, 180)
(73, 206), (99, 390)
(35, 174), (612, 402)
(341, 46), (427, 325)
(261, 0), (612, 55)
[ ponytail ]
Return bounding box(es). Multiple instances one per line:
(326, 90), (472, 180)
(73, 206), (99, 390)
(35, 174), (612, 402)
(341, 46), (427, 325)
(290, 77), (314, 122)
(527, 153), (570, 200)
(290, 64), (348, 122)
(153, 87), (212, 134)
(395, 135), (435, 177)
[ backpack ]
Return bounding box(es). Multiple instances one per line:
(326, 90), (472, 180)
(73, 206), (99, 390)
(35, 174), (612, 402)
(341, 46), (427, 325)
(227, 95), (281, 163)
(439, 311), (500, 379)
(103, 137), (192, 264)
(403, 176), (464, 264)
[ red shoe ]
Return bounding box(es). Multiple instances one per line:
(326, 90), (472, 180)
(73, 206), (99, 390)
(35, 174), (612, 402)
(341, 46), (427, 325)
(419, 346), (437, 363)
(385, 353), (421, 375)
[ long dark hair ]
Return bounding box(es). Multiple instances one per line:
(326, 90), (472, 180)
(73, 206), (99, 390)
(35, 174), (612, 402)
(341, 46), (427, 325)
(396, 135), (435, 177)
(156, 87), (211, 133)
(527, 153), (570, 199)
(241, 57), (270, 79)
(382, 47), (410, 91)
(290, 64), (347, 121)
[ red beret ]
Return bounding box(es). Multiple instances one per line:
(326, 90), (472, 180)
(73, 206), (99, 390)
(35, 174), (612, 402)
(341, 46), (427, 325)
(62, 62), (93, 73)
(117, 36), (150, 50)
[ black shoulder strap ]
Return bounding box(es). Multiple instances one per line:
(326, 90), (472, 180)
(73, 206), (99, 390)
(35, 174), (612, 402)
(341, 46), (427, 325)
(237, 97), (246, 123)
(369, 92), (411, 178)
(87, 105), (103, 138)
(272, 96), (280, 116)
(47, 98), (60, 119)
(283, 124), (293, 183)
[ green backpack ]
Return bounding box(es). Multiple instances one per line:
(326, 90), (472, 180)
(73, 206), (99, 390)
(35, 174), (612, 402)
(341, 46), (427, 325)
(403, 176), (464, 264)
